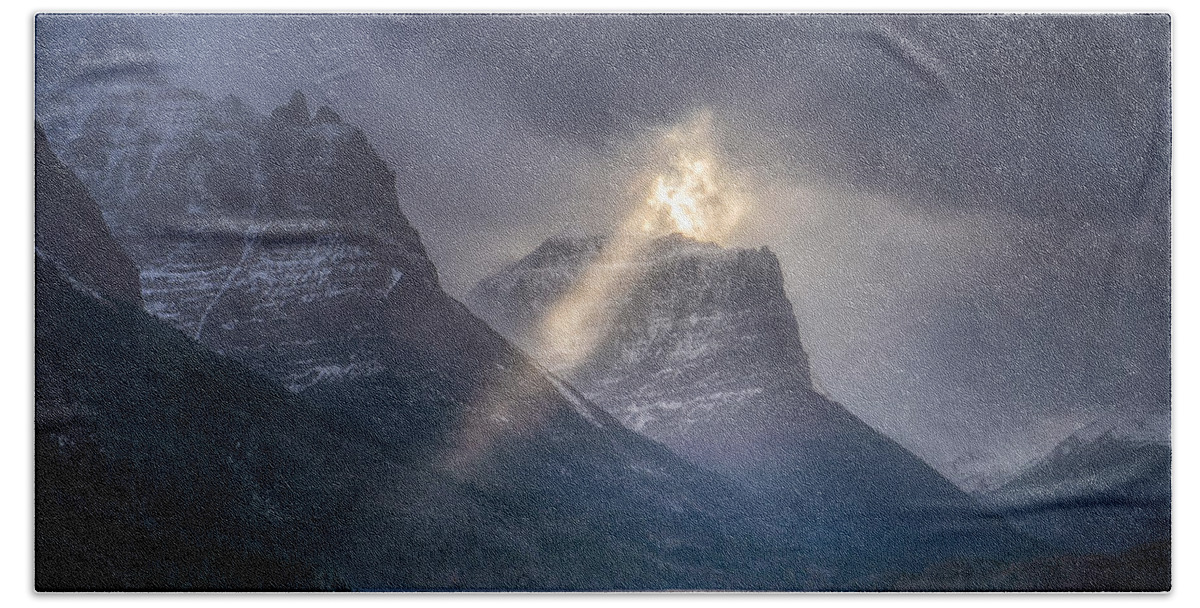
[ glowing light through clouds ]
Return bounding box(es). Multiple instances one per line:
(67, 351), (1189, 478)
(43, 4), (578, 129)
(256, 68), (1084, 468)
(638, 112), (742, 243)
(540, 111), (745, 374)
(445, 110), (750, 473)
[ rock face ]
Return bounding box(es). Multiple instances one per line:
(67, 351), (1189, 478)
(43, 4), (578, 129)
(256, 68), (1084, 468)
(35, 122), (342, 590)
(39, 86), (437, 390)
(469, 234), (818, 476)
(467, 233), (1037, 578)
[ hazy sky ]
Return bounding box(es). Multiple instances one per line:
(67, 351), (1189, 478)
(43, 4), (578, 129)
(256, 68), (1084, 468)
(35, 14), (1171, 481)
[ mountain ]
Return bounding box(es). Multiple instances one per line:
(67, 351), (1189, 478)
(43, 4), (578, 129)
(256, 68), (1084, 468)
(35, 122), (142, 306)
(39, 85), (437, 391)
(39, 71), (1135, 588)
(980, 410), (1170, 557)
(903, 410), (1172, 591)
(467, 233), (1037, 581)
(36, 121), (341, 590)
(39, 245), (807, 590)
(34, 90), (816, 589)
(468, 234), (815, 476)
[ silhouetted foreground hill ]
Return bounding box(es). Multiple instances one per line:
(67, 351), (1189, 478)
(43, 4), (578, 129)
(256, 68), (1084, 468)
(36, 253), (344, 590)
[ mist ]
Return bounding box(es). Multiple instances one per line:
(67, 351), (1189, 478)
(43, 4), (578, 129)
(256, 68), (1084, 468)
(34, 13), (1170, 484)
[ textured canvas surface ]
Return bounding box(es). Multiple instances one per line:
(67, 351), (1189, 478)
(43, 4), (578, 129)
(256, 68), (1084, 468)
(33, 13), (1170, 591)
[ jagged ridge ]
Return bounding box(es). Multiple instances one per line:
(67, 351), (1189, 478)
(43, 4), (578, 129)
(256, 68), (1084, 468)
(40, 88), (436, 390)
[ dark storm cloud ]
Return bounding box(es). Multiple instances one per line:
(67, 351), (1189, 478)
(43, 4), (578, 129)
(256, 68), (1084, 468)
(37, 15), (1170, 219)
(356, 14), (1169, 223)
(34, 14), (1170, 483)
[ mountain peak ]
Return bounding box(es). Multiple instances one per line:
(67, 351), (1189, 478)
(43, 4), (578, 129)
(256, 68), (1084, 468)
(271, 90), (310, 125)
(467, 231), (817, 471)
(39, 85), (438, 391)
(313, 105), (343, 124)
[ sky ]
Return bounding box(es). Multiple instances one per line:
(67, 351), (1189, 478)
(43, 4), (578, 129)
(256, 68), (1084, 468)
(33, 13), (1171, 483)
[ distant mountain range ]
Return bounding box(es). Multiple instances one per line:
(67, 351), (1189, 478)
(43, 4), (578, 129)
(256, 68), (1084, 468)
(34, 63), (1168, 590)
(980, 410), (1169, 556)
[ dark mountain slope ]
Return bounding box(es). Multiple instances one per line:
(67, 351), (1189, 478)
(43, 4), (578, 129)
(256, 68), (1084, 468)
(35, 122), (141, 305)
(36, 254), (350, 590)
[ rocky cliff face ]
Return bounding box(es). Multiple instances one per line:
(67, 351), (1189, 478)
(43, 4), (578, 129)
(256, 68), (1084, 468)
(467, 233), (1040, 578)
(469, 234), (823, 476)
(39, 87), (437, 390)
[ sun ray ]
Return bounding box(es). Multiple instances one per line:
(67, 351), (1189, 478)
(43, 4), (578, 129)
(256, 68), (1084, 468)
(538, 111), (746, 374)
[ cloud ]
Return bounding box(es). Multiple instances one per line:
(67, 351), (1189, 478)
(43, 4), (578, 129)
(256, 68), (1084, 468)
(34, 13), (1171, 480)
